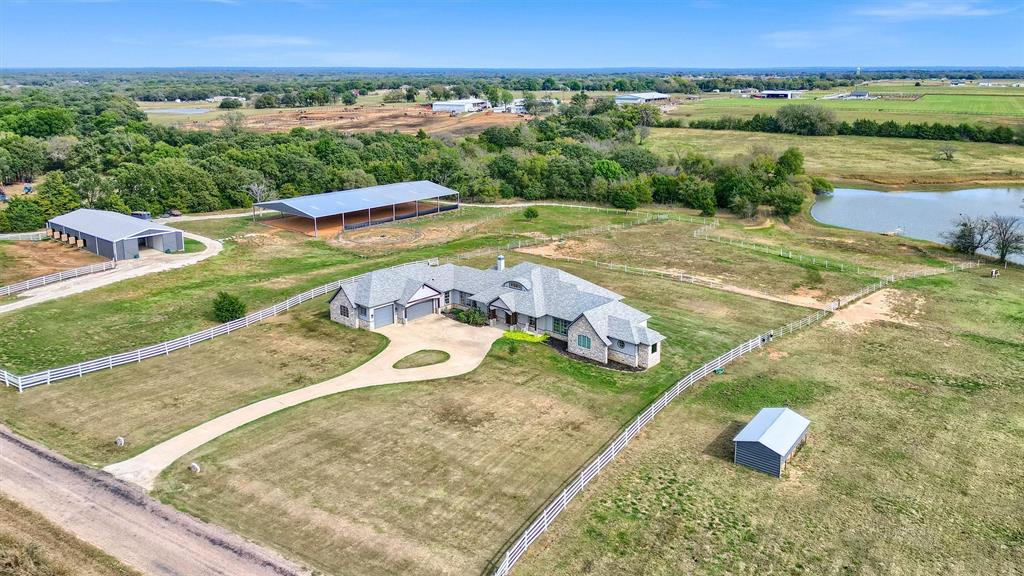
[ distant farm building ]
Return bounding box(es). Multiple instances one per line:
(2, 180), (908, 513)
(758, 90), (802, 99)
(615, 92), (670, 105)
(730, 88), (759, 97)
(47, 209), (184, 260)
(255, 180), (460, 238)
(495, 97), (560, 114)
(431, 98), (490, 114)
(733, 407), (810, 477)
(846, 91), (872, 99)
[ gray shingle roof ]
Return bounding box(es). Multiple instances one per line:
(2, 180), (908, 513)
(48, 209), (180, 242)
(335, 259), (662, 346)
(255, 181), (458, 219)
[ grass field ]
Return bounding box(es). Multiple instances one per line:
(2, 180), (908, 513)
(0, 303), (385, 466)
(151, 255), (808, 576)
(393, 349), (450, 369)
(648, 128), (1024, 187)
(667, 91), (1024, 126)
(513, 265), (1024, 575)
(0, 493), (140, 576)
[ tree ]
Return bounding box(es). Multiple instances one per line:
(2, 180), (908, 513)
(218, 98), (243, 109)
(680, 176), (716, 216)
(592, 159), (625, 181)
(254, 93), (277, 109)
(220, 111), (246, 133)
(936, 144), (957, 161)
(776, 105), (838, 136)
(405, 87), (419, 102)
(990, 214), (1023, 264)
(571, 91), (589, 109)
(212, 292), (247, 323)
(383, 89), (406, 103)
(766, 183), (805, 221)
(611, 187), (638, 211)
(523, 206), (539, 220)
(246, 181), (277, 220)
(341, 92), (358, 105)
(810, 176), (834, 195)
(0, 196), (46, 232)
(776, 147), (805, 176)
(942, 215), (994, 255)
(35, 170), (80, 218)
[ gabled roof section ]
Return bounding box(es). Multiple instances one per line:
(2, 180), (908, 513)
(733, 407), (810, 456)
(48, 209), (180, 242)
(582, 300), (663, 346)
(256, 181), (458, 219)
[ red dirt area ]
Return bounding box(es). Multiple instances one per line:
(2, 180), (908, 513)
(196, 105), (526, 136)
(0, 240), (107, 285)
(263, 200), (447, 237)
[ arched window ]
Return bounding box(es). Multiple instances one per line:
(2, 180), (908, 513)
(504, 281), (527, 291)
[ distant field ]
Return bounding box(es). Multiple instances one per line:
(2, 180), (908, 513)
(667, 91), (1024, 126)
(647, 128), (1024, 186)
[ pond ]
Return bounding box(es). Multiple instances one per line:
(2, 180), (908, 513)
(145, 108), (211, 115)
(811, 187), (1024, 264)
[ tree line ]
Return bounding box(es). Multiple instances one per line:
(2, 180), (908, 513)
(0, 85), (819, 232)
(688, 104), (1024, 146)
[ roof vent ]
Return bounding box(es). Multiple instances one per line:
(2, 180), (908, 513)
(496, 254), (505, 271)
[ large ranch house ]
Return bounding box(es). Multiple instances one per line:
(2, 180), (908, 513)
(329, 256), (664, 369)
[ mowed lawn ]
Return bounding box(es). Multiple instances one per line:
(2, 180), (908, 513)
(0, 493), (140, 576)
(513, 266), (1024, 575)
(0, 302), (386, 467)
(648, 128), (1024, 186)
(152, 255), (810, 576)
(667, 92), (1024, 126)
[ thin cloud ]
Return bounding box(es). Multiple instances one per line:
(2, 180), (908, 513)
(856, 1), (1009, 20)
(188, 34), (317, 48)
(760, 26), (860, 50)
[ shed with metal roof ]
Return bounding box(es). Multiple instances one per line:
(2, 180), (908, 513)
(255, 181), (460, 237)
(733, 407), (810, 477)
(47, 209), (184, 261)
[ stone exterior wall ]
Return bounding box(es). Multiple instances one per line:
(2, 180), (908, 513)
(608, 347), (638, 368)
(568, 317), (608, 364)
(329, 289), (359, 329)
(638, 342), (662, 369)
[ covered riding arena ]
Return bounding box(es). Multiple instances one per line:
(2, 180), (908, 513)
(255, 181), (460, 238)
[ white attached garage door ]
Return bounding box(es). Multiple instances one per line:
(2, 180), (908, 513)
(406, 300), (435, 322)
(374, 304), (394, 327)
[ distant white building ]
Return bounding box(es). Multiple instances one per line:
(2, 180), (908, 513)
(758, 90), (803, 99)
(431, 98), (490, 114)
(206, 95), (247, 103)
(614, 92), (671, 105)
(495, 97), (560, 114)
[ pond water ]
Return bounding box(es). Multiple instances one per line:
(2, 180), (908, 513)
(811, 187), (1024, 264)
(145, 108), (211, 115)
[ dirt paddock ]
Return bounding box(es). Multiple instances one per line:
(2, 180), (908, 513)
(263, 201), (452, 237)
(184, 105), (526, 136)
(0, 239), (107, 285)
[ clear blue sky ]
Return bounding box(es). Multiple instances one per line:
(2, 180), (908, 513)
(2, 0), (1022, 69)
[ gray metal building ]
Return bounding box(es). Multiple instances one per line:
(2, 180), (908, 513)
(47, 209), (184, 261)
(733, 407), (810, 477)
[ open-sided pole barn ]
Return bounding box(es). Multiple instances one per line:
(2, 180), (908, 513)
(255, 181), (460, 238)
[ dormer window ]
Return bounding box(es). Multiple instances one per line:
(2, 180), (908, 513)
(504, 281), (527, 291)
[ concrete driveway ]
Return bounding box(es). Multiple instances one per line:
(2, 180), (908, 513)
(105, 314), (503, 490)
(0, 231), (222, 316)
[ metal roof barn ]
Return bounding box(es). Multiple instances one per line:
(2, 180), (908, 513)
(255, 181), (460, 237)
(733, 407), (810, 477)
(47, 209), (184, 261)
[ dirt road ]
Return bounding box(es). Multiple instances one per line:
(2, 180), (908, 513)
(0, 425), (309, 576)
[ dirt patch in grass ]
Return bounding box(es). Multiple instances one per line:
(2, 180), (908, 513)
(0, 240), (107, 286)
(0, 494), (139, 576)
(393, 349), (450, 369)
(825, 288), (923, 331)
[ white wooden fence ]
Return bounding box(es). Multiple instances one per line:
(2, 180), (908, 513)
(1, 260), (117, 297)
(488, 260), (979, 576)
(0, 232), (48, 241)
(1, 259), (434, 392)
